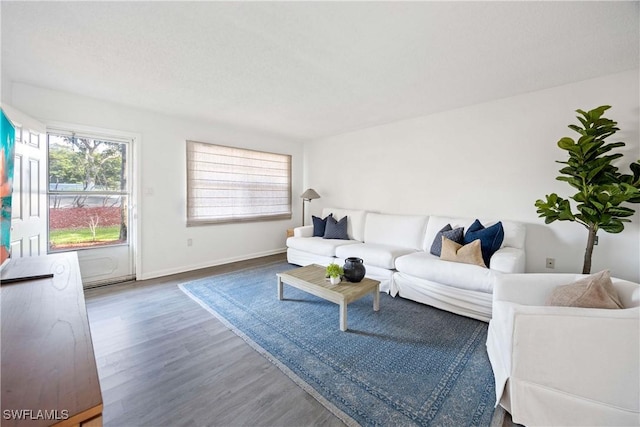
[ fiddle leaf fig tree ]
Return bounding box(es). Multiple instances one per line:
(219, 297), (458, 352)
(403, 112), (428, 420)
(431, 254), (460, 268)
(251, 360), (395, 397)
(535, 105), (640, 274)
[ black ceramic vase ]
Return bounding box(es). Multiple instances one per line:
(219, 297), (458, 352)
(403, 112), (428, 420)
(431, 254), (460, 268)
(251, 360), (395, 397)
(343, 257), (366, 282)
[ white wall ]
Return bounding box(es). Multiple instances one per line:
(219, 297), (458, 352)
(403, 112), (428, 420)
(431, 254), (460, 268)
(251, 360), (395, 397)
(304, 70), (640, 282)
(6, 71), (639, 282)
(7, 83), (303, 280)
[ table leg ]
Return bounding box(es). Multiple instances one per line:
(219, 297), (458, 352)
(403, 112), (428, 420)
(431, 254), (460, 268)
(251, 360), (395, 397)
(373, 286), (380, 312)
(277, 276), (283, 300)
(339, 302), (347, 331)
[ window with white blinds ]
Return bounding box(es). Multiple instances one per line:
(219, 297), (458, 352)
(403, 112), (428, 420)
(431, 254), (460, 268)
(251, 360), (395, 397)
(186, 141), (292, 225)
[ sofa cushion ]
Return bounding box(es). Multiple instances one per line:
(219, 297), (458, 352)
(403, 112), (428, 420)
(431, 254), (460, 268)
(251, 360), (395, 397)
(546, 270), (623, 309)
(440, 237), (487, 268)
(395, 251), (499, 293)
(324, 215), (349, 239)
(321, 208), (367, 241)
(430, 224), (464, 256)
(312, 214), (332, 237)
(363, 213), (428, 250)
(335, 243), (416, 269)
(489, 247), (526, 273)
(500, 220), (526, 250)
(286, 236), (359, 257)
(463, 220), (504, 267)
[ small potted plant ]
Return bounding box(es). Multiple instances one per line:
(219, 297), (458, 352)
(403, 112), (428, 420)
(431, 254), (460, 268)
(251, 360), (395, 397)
(326, 263), (343, 285)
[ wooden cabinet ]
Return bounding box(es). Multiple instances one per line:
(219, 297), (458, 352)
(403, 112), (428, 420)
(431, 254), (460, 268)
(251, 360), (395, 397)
(1, 252), (103, 427)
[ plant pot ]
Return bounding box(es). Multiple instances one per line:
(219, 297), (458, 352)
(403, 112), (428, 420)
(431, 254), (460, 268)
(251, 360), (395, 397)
(343, 257), (366, 282)
(329, 276), (341, 285)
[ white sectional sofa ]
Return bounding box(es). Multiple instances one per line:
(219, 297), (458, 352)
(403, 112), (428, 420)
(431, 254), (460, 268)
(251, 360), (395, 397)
(286, 207), (526, 321)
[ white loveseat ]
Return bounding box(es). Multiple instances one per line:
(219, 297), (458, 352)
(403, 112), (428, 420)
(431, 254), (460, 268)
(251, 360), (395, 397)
(286, 207), (526, 321)
(487, 273), (640, 426)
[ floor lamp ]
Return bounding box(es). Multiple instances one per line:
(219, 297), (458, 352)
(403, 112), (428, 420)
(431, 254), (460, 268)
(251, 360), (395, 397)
(300, 188), (320, 226)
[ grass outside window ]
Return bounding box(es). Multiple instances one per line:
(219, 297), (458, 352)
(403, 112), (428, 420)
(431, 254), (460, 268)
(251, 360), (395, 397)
(49, 226), (122, 250)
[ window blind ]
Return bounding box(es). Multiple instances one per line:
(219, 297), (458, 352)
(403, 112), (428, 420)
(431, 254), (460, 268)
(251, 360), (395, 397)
(186, 141), (292, 225)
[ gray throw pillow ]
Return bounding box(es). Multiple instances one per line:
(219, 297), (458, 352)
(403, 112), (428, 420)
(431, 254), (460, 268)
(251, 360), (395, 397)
(430, 224), (464, 256)
(312, 213), (332, 237)
(323, 215), (349, 240)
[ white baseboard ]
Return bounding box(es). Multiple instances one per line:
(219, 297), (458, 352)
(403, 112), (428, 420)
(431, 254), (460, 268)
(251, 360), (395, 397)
(137, 248), (287, 281)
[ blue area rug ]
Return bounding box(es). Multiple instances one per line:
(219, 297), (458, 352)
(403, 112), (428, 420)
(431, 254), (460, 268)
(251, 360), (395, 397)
(179, 261), (500, 427)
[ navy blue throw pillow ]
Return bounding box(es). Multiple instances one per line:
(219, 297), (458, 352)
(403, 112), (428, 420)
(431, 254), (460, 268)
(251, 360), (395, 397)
(323, 215), (349, 240)
(312, 213), (332, 237)
(430, 224), (464, 256)
(463, 219), (504, 267)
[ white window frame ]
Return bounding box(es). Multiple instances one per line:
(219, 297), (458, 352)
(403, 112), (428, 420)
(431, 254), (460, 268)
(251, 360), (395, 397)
(46, 129), (132, 252)
(186, 141), (292, 226)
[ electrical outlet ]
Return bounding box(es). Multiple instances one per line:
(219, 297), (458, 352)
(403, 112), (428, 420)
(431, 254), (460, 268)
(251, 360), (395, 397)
(594, 236), (599, 245)
(546, 258), (555, 269)
(187, 238), (193, 247)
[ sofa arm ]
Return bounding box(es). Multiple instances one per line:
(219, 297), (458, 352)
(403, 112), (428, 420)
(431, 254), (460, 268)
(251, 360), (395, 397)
(293, 225), (313, 238)
(507, 303), (639, 412)
(490, 247), (525, 273)
(494, 273), (583, 305)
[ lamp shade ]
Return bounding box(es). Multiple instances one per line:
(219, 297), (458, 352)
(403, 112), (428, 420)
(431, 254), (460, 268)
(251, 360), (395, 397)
(301, 188), (321, 200)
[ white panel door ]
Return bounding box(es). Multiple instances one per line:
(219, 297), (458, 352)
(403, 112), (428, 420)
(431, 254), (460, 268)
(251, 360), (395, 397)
(3, 105), (47, 258)
(3, 106), (135, 287)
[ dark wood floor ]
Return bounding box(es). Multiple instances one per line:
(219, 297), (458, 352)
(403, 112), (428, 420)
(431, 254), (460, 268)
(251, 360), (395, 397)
(84, 253), (345, 427)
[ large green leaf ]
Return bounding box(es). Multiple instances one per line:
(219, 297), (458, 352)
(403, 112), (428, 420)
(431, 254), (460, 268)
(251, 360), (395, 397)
(573, 192), (587, 203)
(557, 137), (575, 150)
(576, 108), (589, 119)
(595, 192), (610, 204)
(590, 199), (604, 211)
(557, 176), (582, 189)
(600, 219), (624, 233)
(558, 209), (575, 221)
(607, 206), (635, 217)
(568, 124), (586, 135)
(578, 205), (598, 217)
(577, 135), (595, 146)
(586, 164), (608, 181)
(588, 105), (611, 120)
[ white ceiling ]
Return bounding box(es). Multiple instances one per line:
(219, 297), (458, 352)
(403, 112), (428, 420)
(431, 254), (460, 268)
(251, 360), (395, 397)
(2, 1), (638, 142)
